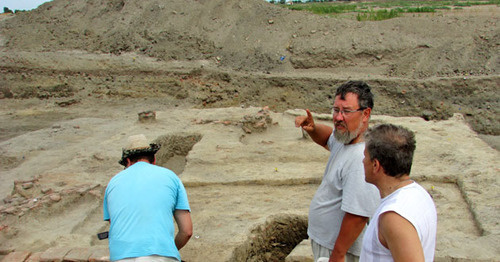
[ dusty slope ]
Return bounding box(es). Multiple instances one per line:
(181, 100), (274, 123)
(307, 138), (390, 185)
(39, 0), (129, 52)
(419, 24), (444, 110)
(1, 0), (498, 77)
(0, 0), (499, 136)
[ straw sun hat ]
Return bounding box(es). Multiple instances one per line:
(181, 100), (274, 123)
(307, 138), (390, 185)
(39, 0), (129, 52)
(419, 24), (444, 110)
(119, 134), (160, 166)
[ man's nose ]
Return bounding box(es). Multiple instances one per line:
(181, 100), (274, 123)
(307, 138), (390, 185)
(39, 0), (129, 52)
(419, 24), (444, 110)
(333, 112), (345, 121)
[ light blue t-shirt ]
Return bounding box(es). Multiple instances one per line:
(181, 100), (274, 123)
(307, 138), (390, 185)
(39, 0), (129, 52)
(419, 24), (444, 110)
(103, 162), (190, 261)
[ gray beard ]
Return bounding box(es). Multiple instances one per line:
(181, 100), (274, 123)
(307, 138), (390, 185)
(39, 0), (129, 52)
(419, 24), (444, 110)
(334, 120), (364, 144)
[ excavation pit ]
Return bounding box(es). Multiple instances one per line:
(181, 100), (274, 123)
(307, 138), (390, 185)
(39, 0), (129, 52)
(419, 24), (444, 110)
(153, 133), (202, 175)
(230, 214), (308, 262)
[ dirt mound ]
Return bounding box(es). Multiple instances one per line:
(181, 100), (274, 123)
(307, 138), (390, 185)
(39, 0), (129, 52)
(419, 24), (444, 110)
(2, 0), (498, 77)
(1, 0), (294, 72)
(1, 0), (499, 137)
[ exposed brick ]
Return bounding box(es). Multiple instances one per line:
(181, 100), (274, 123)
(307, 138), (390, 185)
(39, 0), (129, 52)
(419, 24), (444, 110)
(39, 248), (70, 262)
(1, 251), (31, 262)
(285, 239), (313, 262)
(88, 248), (109, 262)
(25, 252), (43, 262)
(62, 248), (91, 262)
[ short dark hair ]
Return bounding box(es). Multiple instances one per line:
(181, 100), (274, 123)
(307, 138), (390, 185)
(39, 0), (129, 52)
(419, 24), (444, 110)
(365, 124), (416, 177)
(335, 81), (374, 110)
(128, 152), (155, 165)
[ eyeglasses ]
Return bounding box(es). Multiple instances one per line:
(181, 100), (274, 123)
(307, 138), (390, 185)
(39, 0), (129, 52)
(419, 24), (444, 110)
(332, 107), (366, 117)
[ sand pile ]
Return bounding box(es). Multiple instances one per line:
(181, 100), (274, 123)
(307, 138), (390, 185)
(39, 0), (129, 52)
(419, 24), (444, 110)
(0, 0), (498, 137)
(1, 0), (498, 77)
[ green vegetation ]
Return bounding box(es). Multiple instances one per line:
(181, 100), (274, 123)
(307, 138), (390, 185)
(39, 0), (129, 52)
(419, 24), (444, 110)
(405, 6), (436, 12)
(357, 9), (402, 21)
(3, 7), (13, 14)
(288, 3), (357, 14)
(453, 0), (500, 6)
(281, 0), (499, 21)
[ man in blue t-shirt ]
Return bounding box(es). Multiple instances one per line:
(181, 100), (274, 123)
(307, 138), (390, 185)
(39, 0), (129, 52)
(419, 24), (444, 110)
(103, 134), (192, 262)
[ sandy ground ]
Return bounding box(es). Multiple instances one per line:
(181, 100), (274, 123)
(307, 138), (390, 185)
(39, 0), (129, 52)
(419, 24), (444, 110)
(0, 104), (499, 261)
(0, 0), (499, 261)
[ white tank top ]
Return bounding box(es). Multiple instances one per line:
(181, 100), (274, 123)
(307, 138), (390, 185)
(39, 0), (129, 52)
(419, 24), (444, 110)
(360, 182), (437, 262)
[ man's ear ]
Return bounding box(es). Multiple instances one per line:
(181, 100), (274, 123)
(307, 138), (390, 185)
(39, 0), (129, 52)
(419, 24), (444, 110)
(373, 158), (382, 173)
(126, 158), (132, 167)
(363, 108), (372, 122)
(153, 156), (157, 165)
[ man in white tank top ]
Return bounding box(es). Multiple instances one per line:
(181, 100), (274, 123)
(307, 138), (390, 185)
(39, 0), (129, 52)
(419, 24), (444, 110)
(360, 124), (437, 262)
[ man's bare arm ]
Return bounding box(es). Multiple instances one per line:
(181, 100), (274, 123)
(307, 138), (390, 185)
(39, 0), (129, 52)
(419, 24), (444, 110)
(378, 211), (425, 262)
(329, 212), (368, 262)
(174, 209), (193, 250)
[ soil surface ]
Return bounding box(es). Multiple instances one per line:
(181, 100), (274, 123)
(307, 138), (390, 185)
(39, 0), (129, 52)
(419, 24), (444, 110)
(0, 0), (499, 261)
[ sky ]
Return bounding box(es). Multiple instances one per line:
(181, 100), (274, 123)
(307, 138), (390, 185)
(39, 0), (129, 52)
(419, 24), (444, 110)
(2, 0), (52, 12)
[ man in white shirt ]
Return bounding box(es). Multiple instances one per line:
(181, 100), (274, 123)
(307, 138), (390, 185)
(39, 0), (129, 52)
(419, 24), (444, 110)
(295, 81), (380, 262)
(360, 124), (437, 262)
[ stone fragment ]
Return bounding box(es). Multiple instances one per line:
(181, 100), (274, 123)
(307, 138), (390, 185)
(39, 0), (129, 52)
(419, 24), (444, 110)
(39, 247), (71, 262)
(241, 107), (273, 133)
(22, 182), (34, 190)
(285, 239), (313, 262)
(25, 252), (43, 262)
(55, 99), (80, 107)
(88, 247), (110, 262)
(64, 248), (92, 262)
(1, 251), (31, 262)
(42, 188), (53, 194)
(14, 185), (29, 198)
(138, 111), (156, 123)
(92, 153), (105, 161)
(88, 189), (101, 197)
(3, 207), (16, 214)
(49, 194), (62, 202)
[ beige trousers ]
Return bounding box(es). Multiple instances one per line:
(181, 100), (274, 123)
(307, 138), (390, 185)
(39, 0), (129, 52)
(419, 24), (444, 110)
(311, 239), (360, 262)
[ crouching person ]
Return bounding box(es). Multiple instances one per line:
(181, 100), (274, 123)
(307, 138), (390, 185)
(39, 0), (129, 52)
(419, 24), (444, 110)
(104, 134), (192, 262)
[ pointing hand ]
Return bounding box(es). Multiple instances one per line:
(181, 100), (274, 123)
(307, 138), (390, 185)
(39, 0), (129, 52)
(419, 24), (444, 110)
(295, 109), (315, 132)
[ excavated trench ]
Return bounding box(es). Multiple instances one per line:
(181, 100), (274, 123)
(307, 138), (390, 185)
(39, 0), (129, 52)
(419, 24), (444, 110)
(153, 133), (203, 175)
(230, 214), (308, 262)
(151, 133), (311, 261)
(1, 68), (498, 138)
(0, 72), (497, 260)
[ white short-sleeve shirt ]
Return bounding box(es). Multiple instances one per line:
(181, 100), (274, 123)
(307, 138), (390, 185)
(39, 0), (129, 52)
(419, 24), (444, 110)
(308, 132), (380, 255)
